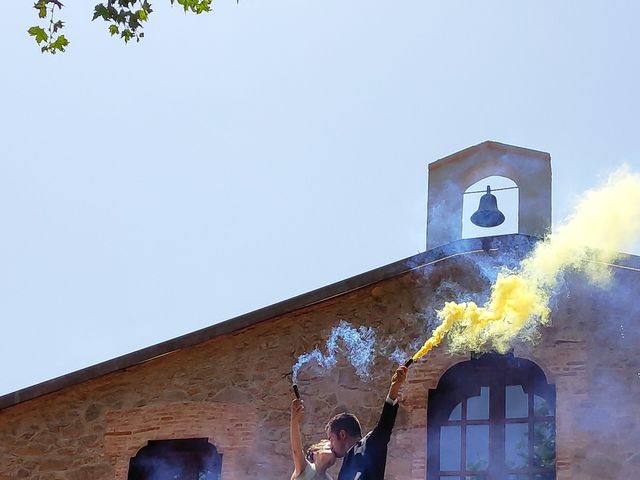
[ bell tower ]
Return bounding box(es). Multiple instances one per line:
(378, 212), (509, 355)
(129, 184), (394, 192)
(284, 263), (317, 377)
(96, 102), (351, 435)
(426, 141), (552, 250)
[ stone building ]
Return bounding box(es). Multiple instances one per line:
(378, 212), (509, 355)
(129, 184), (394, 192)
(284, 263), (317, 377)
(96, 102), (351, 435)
(1, 141), (639, 480)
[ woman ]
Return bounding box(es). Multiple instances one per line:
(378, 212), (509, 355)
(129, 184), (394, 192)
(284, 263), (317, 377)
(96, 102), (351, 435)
(290, 398), (336, 480)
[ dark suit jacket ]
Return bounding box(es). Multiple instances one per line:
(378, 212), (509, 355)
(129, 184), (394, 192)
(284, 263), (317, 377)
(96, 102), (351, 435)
(337, 400), (399, 480)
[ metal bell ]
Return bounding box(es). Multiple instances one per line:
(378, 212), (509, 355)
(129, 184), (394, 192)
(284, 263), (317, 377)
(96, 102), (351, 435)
(470, 185), (505, 228)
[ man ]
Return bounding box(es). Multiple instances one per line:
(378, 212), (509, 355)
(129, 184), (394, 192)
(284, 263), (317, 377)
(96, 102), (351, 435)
(325, 365), (408, 480)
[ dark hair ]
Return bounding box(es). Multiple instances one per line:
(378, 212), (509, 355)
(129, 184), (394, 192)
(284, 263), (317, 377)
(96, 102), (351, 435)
(325, 412), (362, 438)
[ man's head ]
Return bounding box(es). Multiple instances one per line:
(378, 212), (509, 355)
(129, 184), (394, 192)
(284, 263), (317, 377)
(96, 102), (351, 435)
(325, 412), (362, 458)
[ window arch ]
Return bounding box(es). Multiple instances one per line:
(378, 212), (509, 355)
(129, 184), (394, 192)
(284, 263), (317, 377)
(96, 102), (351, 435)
(427, 353), (555, 480)
(128, 438), (223, 480)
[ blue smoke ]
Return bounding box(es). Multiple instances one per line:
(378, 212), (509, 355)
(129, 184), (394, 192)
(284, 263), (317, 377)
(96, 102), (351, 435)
(292, 320), (376, 384)
(389, 347), (408, 365)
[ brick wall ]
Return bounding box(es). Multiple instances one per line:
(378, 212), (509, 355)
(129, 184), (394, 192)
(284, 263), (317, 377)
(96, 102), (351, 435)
(104, 402), (256, 479)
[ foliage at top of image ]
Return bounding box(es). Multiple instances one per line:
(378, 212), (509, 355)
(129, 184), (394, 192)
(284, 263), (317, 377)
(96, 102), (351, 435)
(28, 0), (226, 54)
(28, 1), (69, 54)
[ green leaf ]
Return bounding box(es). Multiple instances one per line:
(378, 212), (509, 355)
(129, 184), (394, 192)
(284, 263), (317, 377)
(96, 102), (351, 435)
(93, 4), (109, 21)
(116, 9), (127, 25)
(34, 1), (48, 18)
(172, 0), (211, 14)
(198, 0), (212, 13)
(121, 29), (133, 43)
(137, 9), (148, 21)
(128, 13), (141, 30)
(108, 24), (119, 36)
(28, 26), (48, 45)
(49, 35), (69, 52)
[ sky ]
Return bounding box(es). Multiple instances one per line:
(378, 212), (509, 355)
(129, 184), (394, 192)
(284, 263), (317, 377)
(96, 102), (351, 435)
(1, 1), (640, 396)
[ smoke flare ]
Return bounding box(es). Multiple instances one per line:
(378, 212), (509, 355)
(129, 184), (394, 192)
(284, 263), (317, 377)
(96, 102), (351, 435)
(291, 320), (376, 384)
(411, 167), (640, 360)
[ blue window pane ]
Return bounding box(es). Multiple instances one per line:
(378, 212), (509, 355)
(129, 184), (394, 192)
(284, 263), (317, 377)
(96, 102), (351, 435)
(449, 402), (462, 420)
(440, 426), (461, 470)
(466, 425), (489, 471)
(533, 422), (556, 468)
(506, 385), (528, 418)
(534, 394), (554, 417)
(534, 475), (555, 480)
(440, 477), (460, 480)
(505, 423), (528, 469)
(507, 476), (529, 480)
(465, 476), (486, 480)
(467, 387), (489, 420)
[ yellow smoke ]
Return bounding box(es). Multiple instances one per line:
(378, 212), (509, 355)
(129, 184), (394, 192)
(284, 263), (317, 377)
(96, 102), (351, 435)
(412, 167), (640, 360)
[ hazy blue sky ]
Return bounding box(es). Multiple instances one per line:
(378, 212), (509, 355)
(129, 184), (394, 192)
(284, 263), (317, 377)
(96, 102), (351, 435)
(2, 1), (640, 396)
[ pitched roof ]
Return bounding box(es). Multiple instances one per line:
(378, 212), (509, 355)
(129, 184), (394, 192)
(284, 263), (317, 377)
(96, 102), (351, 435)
(428, 140), (550, 172)
(2, 233), (639, 411)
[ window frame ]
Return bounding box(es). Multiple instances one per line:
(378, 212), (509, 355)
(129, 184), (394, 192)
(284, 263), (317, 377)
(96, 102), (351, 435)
(427, 353), (556, 480)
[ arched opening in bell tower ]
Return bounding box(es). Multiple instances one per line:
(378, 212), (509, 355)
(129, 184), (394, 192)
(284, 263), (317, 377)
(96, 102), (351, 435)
(462, 175), (519, 240)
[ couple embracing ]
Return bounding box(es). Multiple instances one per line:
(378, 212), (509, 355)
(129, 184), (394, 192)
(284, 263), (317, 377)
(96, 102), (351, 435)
(289, 365), (408, 480)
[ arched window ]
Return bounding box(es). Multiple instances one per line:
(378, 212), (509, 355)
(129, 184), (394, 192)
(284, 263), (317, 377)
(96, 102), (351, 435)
(427, 354), (555, 480)
(128, 438), (223, 480)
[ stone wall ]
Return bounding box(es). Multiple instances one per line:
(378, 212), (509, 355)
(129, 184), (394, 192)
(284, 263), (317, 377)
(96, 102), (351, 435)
(0, 252), (638, 480)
